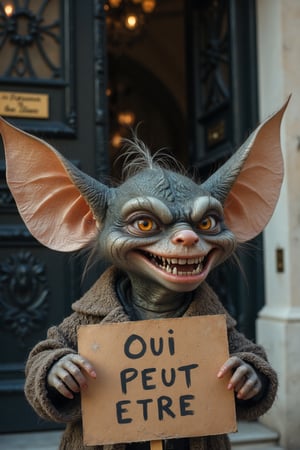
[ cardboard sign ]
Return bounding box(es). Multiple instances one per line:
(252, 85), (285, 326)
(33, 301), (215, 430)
(78, 315), (237, 446)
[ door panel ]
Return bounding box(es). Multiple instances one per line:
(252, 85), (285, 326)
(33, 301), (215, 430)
(186, 0), (264, 340)
(0, 0), (108, 432)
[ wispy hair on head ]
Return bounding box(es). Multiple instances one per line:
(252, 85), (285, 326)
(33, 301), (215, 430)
(120, 134), (156, 179)
(117, 129), (186, 180)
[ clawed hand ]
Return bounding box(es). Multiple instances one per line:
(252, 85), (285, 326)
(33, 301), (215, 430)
(217, 356), (262, 400)
(47, 354), (96, 399)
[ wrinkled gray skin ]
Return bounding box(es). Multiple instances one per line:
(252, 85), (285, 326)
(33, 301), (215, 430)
(48, 166), (263, 403)
(100, 168), (235, 312)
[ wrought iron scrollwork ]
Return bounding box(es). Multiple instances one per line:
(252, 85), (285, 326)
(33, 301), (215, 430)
(0, 0), (62, 80)
(198, 0), (229, 114)
(0, 251), (49, 342)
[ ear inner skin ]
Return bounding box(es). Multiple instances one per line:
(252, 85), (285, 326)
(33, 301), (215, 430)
(202, 99), (289, 242)
(0, 117), (108, 252)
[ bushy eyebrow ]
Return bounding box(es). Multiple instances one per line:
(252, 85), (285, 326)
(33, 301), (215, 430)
(190, 196), (224, 222)
(121, 197), (173, 223)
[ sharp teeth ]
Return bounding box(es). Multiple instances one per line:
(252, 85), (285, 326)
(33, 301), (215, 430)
(196, 264), (203, 273)
(147, 252), (205, 276)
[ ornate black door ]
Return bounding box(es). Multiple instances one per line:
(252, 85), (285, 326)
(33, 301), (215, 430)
(0, 0), (263, 434)
(0, 0), (109, 432)
(186, 0), (264, 340)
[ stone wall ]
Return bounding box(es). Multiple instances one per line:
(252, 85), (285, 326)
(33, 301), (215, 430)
(256, 1), (300, 448)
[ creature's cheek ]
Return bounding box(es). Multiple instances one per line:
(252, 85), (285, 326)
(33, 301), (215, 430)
(204, 230), (237, 264)
(97, 231), (160, 264)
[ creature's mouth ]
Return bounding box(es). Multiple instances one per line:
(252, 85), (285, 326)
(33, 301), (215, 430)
(141, 251), (209, 276)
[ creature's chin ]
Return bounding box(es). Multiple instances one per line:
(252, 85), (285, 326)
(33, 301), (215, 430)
(127, 249), (217, 290)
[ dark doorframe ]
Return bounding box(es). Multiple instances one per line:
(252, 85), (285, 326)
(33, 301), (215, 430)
(185, 0), (264, 340)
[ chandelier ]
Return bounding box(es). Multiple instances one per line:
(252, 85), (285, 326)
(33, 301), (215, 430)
(104, 0), (157, 48)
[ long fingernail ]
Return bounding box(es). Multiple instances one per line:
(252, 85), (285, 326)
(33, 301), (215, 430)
(227, 383), (233, 390)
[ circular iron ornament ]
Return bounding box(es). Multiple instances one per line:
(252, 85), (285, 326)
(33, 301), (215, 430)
(7, 8), (38, 46)
(0, 0), (62, 79)
(0, 251), (49, 341)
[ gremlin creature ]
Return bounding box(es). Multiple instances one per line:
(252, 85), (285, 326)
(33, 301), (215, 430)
(0, 100), (288, 450)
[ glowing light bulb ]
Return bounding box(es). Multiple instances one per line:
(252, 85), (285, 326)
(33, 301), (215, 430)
(125, 14), (138, 30)
(4, 4), (14, 16)
(118, 111), (135, 126)
(111, 132), (122, 148)
(108, 0), (122, 7)
(142, 0), (156, 13)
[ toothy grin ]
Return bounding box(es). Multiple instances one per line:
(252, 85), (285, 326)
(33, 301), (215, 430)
(144, 252), (207, 276)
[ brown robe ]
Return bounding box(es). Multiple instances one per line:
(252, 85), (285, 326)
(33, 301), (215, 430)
(25, 267), (278, 450)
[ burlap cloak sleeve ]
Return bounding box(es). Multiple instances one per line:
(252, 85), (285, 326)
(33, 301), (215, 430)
(24, 312), (86, 424)
(227, 327), (278, 420)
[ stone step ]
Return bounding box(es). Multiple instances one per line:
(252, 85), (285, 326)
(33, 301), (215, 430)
(0, 430), (62, 450)
(230, 421), (283, 449)
(0, 421), (283, 450)
(232, 447), (283, 450)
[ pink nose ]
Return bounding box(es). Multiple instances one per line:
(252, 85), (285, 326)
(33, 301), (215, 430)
(171, 229), (199, 246)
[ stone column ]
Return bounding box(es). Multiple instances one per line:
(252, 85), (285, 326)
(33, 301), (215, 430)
(256, 1), (300, 448)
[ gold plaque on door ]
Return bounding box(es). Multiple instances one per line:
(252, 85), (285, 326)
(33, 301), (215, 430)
(0, 91), (49, 119)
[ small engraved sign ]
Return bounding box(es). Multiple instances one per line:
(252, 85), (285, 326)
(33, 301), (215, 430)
(0, 91), (49, 119)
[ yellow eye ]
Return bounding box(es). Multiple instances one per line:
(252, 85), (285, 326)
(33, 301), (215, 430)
(127, 214), (160, 236)
(198, 216), (217, 231)
(137, 218), (154, 232)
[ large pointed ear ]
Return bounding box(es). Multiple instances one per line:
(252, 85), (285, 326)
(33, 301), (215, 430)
(0, 117), (110, 252)
(201, 98), (289, 242)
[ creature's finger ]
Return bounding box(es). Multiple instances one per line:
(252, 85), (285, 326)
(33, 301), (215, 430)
(67, 354), (97, 378)
(60, 359), (89, 389)
(217, 356), (243, 378)
(56, 366), (81, 393)
(237, 377), (262, 400)
(227, 365), (248, 389)
(233, 379), (245, 393)
(51, 375), (75, 399)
